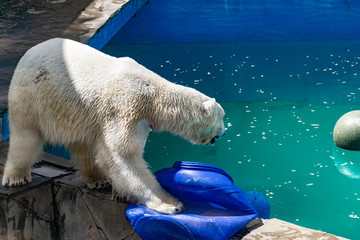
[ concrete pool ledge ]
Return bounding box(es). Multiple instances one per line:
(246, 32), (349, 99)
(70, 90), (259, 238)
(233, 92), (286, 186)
(240, 219), (348, 240)
(82, 0), (149, 50)
(0, 142), (348, 240)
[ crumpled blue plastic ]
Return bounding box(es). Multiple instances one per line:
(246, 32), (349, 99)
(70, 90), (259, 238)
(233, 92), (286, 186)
(126, 161), (258, 240)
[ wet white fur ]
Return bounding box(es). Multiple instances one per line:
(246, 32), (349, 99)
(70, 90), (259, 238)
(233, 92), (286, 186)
(2, 38), (225, 214)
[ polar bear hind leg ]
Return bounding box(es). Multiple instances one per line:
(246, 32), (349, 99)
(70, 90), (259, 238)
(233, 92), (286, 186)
(68, 142), (110, 189)
(2, 128), (44, 186)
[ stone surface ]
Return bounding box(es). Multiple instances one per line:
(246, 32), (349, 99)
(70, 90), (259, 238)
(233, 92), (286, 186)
(0, 174), (52, 199)
(54, 184), (105, 240)
(241, 218), (347, 240)
(38, 152), (77, 170)
(69, 0), (129, 43)
(82, 189), (139, 240)
(0, 140), (140, 240)
(0, 182), (55, 240)
(54, 172), (140, 240)
(0, 172), (141, 240)
(333, 110), (360, 151)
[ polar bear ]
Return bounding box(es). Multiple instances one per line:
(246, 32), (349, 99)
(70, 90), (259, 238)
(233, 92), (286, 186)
(1, 38), (225, 214)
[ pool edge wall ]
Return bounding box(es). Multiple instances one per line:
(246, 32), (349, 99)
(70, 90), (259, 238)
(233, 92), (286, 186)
(109, 0), (360, 44)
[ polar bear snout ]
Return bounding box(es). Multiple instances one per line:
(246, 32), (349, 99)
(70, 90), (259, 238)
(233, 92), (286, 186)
(210, 131), (225, 144)
(204, 104), (226, 145)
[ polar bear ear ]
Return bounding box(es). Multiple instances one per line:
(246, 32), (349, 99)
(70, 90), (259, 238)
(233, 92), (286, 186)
(202, 98), (216, 114)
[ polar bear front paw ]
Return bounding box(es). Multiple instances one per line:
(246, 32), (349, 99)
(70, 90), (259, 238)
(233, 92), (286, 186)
(150, 201), (184, 214)
(2, 172), (32, 187)
(146, 195), (185, 214)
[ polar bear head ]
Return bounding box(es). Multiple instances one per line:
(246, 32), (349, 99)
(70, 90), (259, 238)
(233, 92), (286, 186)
(186, 98), (226, 145)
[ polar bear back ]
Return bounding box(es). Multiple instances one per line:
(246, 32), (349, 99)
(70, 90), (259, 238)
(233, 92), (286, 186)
(9, 39), (165, 143)
(12, 38), (160, 99)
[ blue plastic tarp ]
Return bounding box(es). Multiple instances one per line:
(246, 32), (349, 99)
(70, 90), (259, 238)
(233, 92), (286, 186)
(126, 161), (258, 240)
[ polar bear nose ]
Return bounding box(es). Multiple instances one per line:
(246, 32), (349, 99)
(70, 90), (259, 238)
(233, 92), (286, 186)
(210, 132), (225, 144)
(215, 132), (225, 139)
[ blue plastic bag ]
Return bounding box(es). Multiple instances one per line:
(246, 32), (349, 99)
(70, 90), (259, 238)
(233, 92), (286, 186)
(126, 161), (258, 240)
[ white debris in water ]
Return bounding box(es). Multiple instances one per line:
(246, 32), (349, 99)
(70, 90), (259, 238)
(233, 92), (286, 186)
(349, 213), (359, 219)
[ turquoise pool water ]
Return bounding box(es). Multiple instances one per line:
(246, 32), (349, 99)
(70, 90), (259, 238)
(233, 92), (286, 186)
(102, 41), (360, 239)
